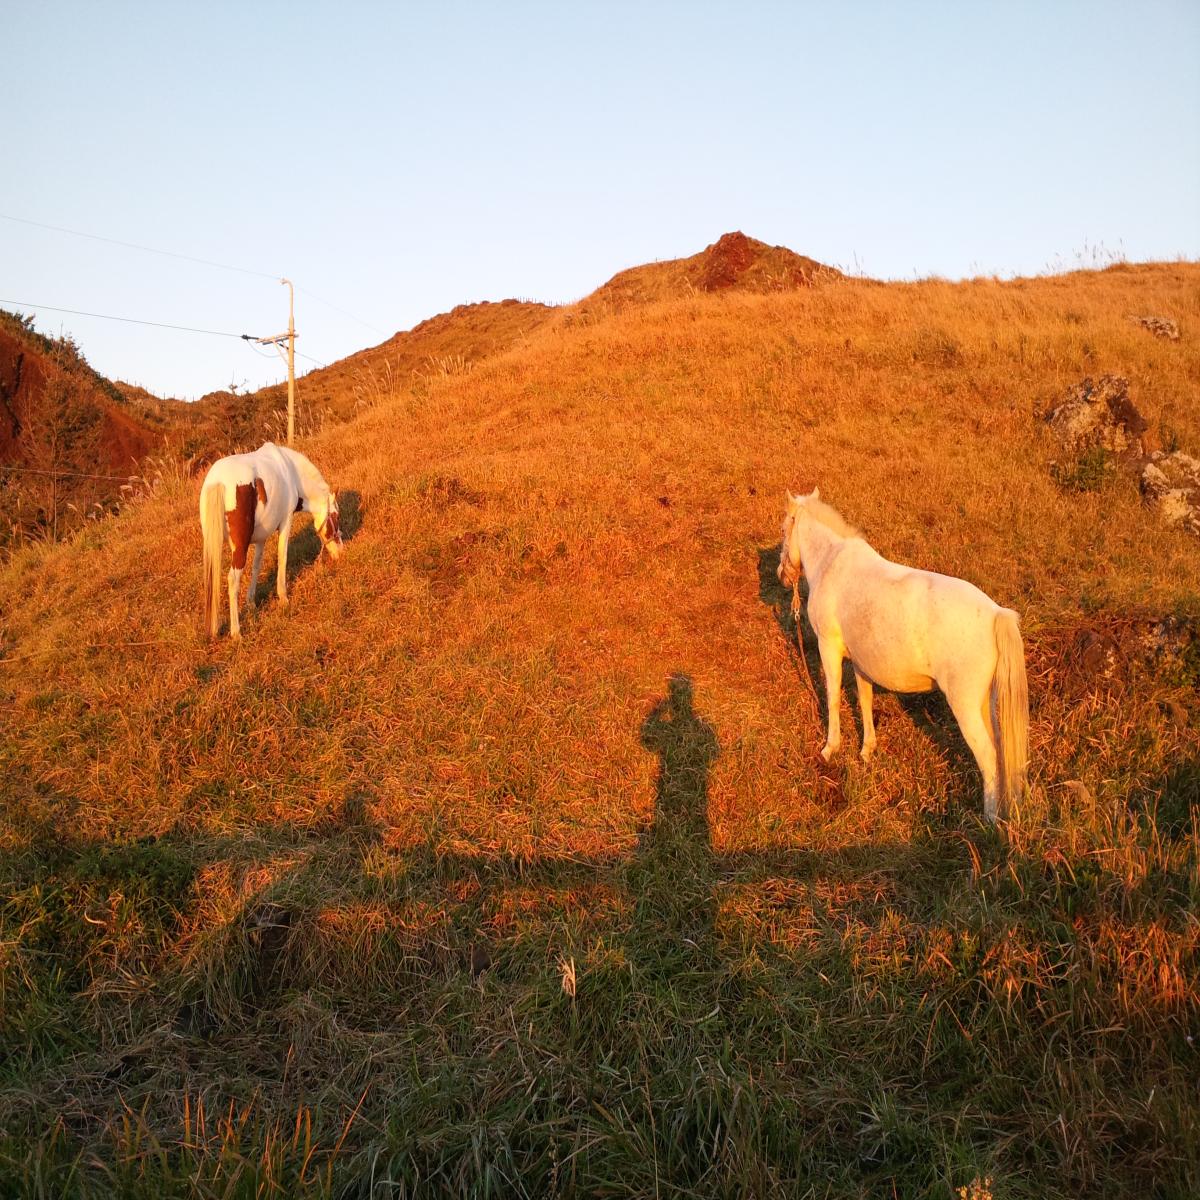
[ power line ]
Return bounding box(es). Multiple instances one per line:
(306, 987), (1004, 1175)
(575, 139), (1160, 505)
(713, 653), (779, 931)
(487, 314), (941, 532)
(1, 299), (253, 339)
(0, 212), (278, 280)
(298, 286), (389, 336)
(3, 212), (389, 336)
(4, 299), (331, 375)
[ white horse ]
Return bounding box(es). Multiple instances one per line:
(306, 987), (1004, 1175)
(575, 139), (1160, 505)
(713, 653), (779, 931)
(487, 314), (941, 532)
(200, 442), (343, 639)
(778, 489), (1028, 821)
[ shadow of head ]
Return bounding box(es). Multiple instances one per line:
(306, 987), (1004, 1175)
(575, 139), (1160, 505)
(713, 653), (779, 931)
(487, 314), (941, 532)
(756, 543), (787, 610)
(757, 542), (824, 689)
(277, 489), (365, 581)
(332, 489), (364, 541)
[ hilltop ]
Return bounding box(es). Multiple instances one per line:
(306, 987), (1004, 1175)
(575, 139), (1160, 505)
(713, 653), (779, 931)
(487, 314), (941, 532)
(179, 232), (841, 452)
(576, 230), (841, 317)
(1, 234), (840, 546)
(1, 249), (1198, 1197)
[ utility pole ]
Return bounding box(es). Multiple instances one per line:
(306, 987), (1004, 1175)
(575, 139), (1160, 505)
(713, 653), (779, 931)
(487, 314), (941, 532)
(256, 278), (297, 444)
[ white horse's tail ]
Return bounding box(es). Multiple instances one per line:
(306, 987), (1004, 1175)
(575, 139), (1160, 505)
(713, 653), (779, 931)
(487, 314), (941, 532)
(202, 483), (226, 638)
(993, 609), (1029, 818)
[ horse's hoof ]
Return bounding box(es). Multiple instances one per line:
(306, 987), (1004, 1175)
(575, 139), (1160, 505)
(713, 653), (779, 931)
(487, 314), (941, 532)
(860, 742), (876, 763)
(821, 743), (838, 762)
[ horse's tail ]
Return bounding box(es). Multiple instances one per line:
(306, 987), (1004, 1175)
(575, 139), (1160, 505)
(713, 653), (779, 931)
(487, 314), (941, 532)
(202, 482), (225, 638)
(993, 608), (1029, 819)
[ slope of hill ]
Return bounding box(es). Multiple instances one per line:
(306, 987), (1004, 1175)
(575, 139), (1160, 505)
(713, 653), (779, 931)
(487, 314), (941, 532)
(1, 259), (1198, 1197)
(0, 311), (173, 545)
(1, 234), (829, 547)
(0, 294), (558, 549)
(185, 297), (558, 456)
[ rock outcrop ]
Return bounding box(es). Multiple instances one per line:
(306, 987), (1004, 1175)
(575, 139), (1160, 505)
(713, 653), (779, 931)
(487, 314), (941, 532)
(1047, 375), (1200, 536)
(1130, 315), (1180, 341)
(1046, 375), (1151, 458)
(1140, 451), (1200, 535)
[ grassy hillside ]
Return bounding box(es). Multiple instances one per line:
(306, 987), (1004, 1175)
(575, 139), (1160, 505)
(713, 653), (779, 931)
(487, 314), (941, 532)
(0, 311), (173, 548)
(1, 257), (1198, 1198)
(177, 298), (558, 459)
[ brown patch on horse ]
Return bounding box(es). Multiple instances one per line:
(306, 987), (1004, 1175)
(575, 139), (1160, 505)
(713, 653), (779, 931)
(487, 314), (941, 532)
(227, 483), (257, 568)
(255, 478), (268, 506)
(322, 510), (341, 542)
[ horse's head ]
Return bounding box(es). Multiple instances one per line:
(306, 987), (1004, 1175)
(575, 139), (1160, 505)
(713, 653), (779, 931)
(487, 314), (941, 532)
(315, 490), (344, 561)
(777, 487), (818, 588)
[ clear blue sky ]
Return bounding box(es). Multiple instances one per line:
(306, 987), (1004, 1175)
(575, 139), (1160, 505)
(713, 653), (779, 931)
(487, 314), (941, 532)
(3, 1), (1198, 399)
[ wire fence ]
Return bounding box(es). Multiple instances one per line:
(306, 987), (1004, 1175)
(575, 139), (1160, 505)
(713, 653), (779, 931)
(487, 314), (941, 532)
(0, 458), (169, 546)
(0, 462), (144, 483)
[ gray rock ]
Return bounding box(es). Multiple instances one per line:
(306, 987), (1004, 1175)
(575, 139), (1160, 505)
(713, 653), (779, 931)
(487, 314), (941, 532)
(1140, 451), (1200, 535)
(1131, 315), (1181, 341)
(1046, 375), (1149, 458)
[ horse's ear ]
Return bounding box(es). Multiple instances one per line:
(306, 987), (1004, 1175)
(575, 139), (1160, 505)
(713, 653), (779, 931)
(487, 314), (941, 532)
(786, 490), (797, 504)
(811, 486), (821, 500)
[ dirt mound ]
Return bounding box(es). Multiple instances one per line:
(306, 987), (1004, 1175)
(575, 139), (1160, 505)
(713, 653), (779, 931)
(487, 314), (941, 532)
(577, 231), (842, 315)
(698, 231), (759, 291)
(697, 231), (832, 292)
(0, 318), (162, 473)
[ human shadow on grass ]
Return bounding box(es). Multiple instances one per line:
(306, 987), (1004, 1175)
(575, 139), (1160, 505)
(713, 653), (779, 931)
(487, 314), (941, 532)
(630, 674), (721, 965)
(4, 677), (936, 1124)
(171, 674), (722, 1019)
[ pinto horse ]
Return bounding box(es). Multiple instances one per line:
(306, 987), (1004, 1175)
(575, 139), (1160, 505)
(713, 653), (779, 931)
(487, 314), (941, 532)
(200, 442), (343, 639)
(778, 489), (1028, 821)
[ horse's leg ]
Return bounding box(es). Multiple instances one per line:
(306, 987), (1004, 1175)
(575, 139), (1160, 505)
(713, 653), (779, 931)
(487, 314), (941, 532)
(246, 542), (264, 610)
(853, 666), (876, 761)
(946, 684), (999, 821)
(276, 516), (293, 605)
(818, 637), (844, 761)
(227, 565), (243, 639)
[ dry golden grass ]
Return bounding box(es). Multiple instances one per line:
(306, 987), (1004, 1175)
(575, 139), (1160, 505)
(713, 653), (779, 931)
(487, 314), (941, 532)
(1, 260), (1198, 1197)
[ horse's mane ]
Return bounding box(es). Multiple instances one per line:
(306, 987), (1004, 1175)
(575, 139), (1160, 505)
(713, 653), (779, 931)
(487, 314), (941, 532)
(805, 496), (861, 540)
(274, 444), (330, 494)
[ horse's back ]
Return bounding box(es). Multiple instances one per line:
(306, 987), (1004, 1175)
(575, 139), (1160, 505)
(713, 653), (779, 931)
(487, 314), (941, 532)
(199, 444), (298, 540)
(817, 541), (1003, 692)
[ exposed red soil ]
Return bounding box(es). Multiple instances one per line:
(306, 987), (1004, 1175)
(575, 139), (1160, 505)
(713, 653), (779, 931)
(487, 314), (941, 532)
(98, 401), (158, 469)
(0, 325), (160, 472)
(579, 231), (842, 316)
(0, 327), (48, 460)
